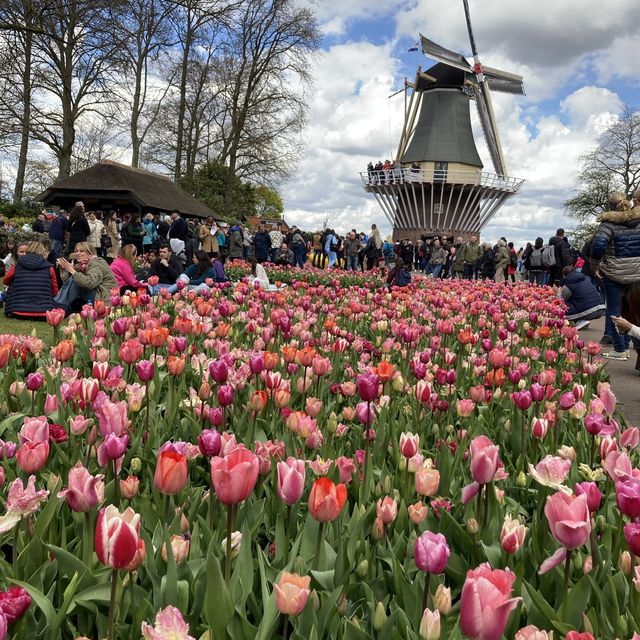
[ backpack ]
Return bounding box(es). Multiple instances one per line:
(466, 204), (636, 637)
(542, 245), (556, 268)
(330, 236), (338, 251)
(529, 248), (543, 268)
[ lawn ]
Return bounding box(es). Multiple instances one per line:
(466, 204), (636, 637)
(0, 312), (55, 345)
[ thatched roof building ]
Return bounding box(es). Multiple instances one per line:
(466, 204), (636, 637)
(37, 161), (215, 218)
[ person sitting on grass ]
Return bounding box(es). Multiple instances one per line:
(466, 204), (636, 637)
(110, 244), (147, 294)
(211, 252), (228, 283)
(386, 258), (412, 288)
(248, 256), (271, 289)
(165, 250), (218, 294)
(57, 241), (118, 306)
(147, 243), (184, 294)
(276, 243), (294, 267)
(557, 265), (606, 330)
(4, 241), (62, 318)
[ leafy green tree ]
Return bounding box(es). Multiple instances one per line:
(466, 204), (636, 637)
(253, 185), (283, 219)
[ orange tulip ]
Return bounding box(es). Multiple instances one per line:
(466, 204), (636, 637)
(154, 445), (188, 495)
(308, 477), (347, 522)
(167, 355), (186, 376)
(375, 360), (396, 383)
(250, 390), (268, 412)
(274, 572), (311, 616)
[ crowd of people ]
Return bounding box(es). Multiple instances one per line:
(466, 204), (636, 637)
(0, 192), (639, 375)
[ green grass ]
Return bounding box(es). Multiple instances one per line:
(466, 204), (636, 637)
(0, 313), (55, 346)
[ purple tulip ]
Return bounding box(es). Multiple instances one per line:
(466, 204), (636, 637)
(414, 531), (450, 574)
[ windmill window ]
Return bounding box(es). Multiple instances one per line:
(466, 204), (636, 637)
(433, 203), (443, 215)
(434, 162), (448, 182)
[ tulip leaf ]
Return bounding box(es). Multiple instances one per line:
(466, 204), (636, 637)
(0, 412), (26, 438)
(255, 548), (279, 640)
(522, 580), (558, 625)
(45, 543), (92, 578)
(343, 618), (370, 640)
(50, 570), (83, 637)
(310, 569), (335, 592)
(204, 541), (234, 637)
(34, 478), (61, 539)
(9, 578), (55, 625)
(565, 575), (591, 628)
(71, 582), (113, 606)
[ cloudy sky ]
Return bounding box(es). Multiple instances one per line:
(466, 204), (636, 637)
(281, 0), (640, 246)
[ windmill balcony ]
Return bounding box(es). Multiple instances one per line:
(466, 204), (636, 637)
(360, 168), (524, 193)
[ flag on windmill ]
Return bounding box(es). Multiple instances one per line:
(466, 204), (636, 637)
(407, 42), (419, 52)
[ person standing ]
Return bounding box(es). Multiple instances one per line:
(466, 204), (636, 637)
(452, 237), (465, 279)
(365, 224), (383, 270)
(198, 216), (219, 257)
(48, 210), (68, 259)
(382, 235), (394, 266)
(429, 239), (446, 277)
(591, 193), (640, 359)
(66, 206), (91, 256)
(290, 227), (307, 267)
(124, 214), (145, 255)
(524, 237), (546, 285)
(168, 210), (187, 242)
(103, 212), (120, 263)
(462, 235), (482, 279)
(324, 229), (338, 268)
(228, 222), (244, 260)
(548, 228), (572, 285)
(269, 225), (284, 263)
(87, 212), (105, 257)
(344, 231), (361, 271)
(506, 242), (517, 283)
(493, 239), (509, 283)
(142, 214), (158, 253)
(253, 223), (272, 263)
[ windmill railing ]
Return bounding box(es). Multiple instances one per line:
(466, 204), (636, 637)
(360, 168), (524, 193)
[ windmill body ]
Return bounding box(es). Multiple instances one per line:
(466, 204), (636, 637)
(361, 8), (525, 242)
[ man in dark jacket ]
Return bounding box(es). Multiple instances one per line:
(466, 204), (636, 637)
(168, 210), (187, 242)
(148, 243), (184, 292)
(49, 211), (68, 258)
(228, 223), (244, 259)
(547, 228), (572, 285)
(253, 224), (271, 263)
(559, 266), (606, 329)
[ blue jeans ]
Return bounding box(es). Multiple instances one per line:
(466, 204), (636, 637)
(293, 245), (306, 267)
(528, 271), (545, 285)
(148, 283), (175, 295)
(346, 255), (359, 270)
(430, 264), (442, 278)
(327, 251), (337, 268)
(51, 239), (64, 258)
(603, 276), (631, 353)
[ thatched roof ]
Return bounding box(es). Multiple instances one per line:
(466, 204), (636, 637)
(37, 161), (215, 219)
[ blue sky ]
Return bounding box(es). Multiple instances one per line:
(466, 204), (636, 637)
(281, 0), (640, 247)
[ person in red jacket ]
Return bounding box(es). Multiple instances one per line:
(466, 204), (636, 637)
(109, 244), (147, 294)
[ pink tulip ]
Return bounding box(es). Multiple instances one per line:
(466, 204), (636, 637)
(469, 435), (500, 485)
(276, 457), (306, 506)
(26, 372), (44, 391)
(356, 373), (378, 402)
(399, 432), (419, 459)
(58, 462), (104, 512)
(515, 626), (552, 640)
(19, 416), (49, 444)
(355, 401), (376, 424)
(512, 390), (532, 411)
(141, 605), (194, 640)
(500, 514), (527, 554)
(544, 491), (591, 550)
(376, 496), (398, 524)
(456, 399), (475, 417)
(211, 446), (259, 505)
(415, 466), (440, 496)
(603, 450), (633, 482)
(574, 482), (602, 513)
(414, 531), (450, 574)
(557, 392), (576, 410)
(97, 433), (129, 466)
(621, 427), (640, 449)
(209, 359), (229, 384)
(615, 479), (640, 519)
(529, 383), (544, 402)
(460, 564), (521, 640)
(95, 505), (145, 570)
(97, 400), (128, 437)
(335, 456), (356, 483)
(198, 429), (221, 457)
(136, 360), (155, 382)
(528, 455), (571, 491)
(530, 418), (548, 439)
(273, 572), (311, 616)
(624, 522), (640, 556)
(217, 384), (234, 407)
(16, 441), (49, 474)
(415, 379), (432, 403)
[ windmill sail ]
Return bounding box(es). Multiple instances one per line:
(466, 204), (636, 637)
(473, 82), (507, 176)
(482, 65), (525, 95)
(420, 35), (471, 72)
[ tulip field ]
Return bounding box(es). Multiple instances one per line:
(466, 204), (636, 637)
(0, 271), (639, 640)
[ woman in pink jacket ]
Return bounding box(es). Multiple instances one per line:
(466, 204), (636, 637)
(110, 244), (147, 294)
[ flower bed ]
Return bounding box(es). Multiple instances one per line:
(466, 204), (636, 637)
(0, 278), (636, 640)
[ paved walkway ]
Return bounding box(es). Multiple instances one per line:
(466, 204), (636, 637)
(578, 316), (640, 425)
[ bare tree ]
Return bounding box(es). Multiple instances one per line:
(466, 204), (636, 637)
(214, 0), (321, 216)
(26, 0), (124, 178)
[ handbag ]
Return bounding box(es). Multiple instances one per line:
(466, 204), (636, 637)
(54, 277), (79, 306)
(101, 234), (113, 250)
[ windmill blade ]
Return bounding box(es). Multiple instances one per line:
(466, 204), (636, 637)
(420, 34), (471, 73)
(482, 65), (525, 95)
(474, 83), (507, 176)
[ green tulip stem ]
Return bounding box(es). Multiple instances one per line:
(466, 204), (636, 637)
(282, 613), (289, 640)
(361, 401), (371, 506)
(423, 572), (431, 611)
(225, 503), (235, 583)
(313, 522), (325, 570)
(208, 485), (216, 532)
(285, 505), (292, 563)
(113, 461), (120, 509)
(520, 410), (527, 473)
(145, 380), (151, 436)
(483, 483), (490, 530)
(83, 511), (93, 567)
(562, 549), (572, 622)
(107, 569), (118, 640)
(164, 494), (171, 530)
(12, 524), (19, 579)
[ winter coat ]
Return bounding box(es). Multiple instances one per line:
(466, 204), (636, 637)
(253, 232), (272, 259)
(182, 264), (218, 286)
(228, 226), (244, 259)
(67, 217), (90, 252)
(5, 254), (59, 316)
(463, 241), (482, 264)
(430, 247), (446, 265)
(480, 249), (496, 278)
(65, 257), (118, 301)
(591, 207), (640, 284)
(495, 245), (509, 270)
(110, 257), (146, 289)
(149, 255), (184, 284)
(143, 220), (158, 247)
(548, 235), (572, 282)
(199, 224), (219, 254)
(48, 215), (67, 242)
(453, 244), (465, 272)
(104, 220), (120, 259)
(169, 217), (188, 241)
(560, 271), (606, 319)
(344, 238), (361, 257)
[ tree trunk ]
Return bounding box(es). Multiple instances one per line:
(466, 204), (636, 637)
(130, 58), (144, 167)
(174, 25), (192, 182)
(13, 27), (33, 202)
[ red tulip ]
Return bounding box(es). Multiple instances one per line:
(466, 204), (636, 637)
(154, 444), (188, 495)
(210, 446), (259, 505)
(0, 586), (32, 623)
(460, 564), (521, 640)
(544, 491), (591, 550)
(95, 505), (145, 570)
(308, 477), (347, 522)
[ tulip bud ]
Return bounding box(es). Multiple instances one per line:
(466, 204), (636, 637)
(337, 592), (348, 616)
(161, 534), (190, 563)
(222, 531), (242, 558)
(516, 471), (527, 487)
(619, 550), (632, 575)
(130, 457), (142, 473)
(596, 515), (606, 533)
(327, 412), (338, 434)
(419, 608), (440, 640)
(373, 602), (387, 631)
(466, 518), (479, 535)
(356, 560), (368, 578)
(398, 457), (407, 471)
(573, 553), (583, 571)
(309, 589), (320, 611)
(47, 473), (60, 493)
(371, 516), (385, 541)
(583, 555), (592, 574)
(433, 584), (451, 614)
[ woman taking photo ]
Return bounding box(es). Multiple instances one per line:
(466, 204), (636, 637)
(110, 244), (147, 294)
(66, 206), (90, 255)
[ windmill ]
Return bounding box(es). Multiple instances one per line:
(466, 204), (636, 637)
(361, 0), (525, 241)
